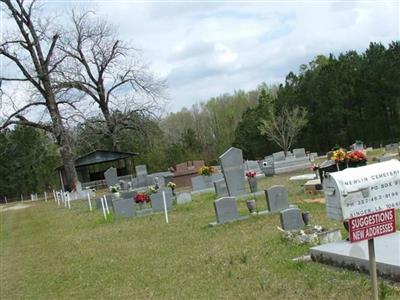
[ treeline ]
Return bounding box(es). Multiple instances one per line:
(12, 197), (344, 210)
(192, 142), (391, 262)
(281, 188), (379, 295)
(1, 42), (399, 198)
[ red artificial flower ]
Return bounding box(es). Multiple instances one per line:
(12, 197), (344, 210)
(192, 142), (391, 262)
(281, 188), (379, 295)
(246, 171), (256, 178)
(134, 193), (150, 203)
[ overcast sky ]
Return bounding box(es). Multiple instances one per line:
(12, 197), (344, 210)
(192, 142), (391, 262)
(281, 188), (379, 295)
(2, 0), (400, 113)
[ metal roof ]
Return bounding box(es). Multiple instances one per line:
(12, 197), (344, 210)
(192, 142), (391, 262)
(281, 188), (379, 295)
(57, 150), (137, 170)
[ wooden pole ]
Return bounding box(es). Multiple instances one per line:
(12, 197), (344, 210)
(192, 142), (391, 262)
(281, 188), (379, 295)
(368, 239), (379, 300)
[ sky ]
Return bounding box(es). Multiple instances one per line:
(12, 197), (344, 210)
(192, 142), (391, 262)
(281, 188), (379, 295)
(1, 0), (399, 114)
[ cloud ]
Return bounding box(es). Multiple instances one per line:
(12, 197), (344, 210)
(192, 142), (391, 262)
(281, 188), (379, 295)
(2, 1), (399, 116)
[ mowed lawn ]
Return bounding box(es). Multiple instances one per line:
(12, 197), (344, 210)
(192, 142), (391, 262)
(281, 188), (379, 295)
(1, 171), (400, 299)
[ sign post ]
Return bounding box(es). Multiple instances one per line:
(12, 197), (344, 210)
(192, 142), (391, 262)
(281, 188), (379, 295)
(349, 208), (396, 300)
(368, 239), (378, 300)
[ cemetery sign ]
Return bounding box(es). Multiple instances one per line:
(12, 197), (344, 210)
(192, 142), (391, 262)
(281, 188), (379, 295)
(323, 160), (400, 220)
(348, 208), (396, 243)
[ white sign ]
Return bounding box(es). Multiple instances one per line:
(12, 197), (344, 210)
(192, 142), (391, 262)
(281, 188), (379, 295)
(330, 159), (400, 219)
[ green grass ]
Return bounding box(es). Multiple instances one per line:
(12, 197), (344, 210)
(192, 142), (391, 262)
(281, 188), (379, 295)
(1, 170), (400, 299)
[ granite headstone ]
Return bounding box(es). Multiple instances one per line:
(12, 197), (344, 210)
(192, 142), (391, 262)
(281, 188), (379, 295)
(176, 192), (192, 204)
(265, 185), (289, 213)
(219, 147), (246, 196)
(150, 187), (173, 212)
(280, 207), (305, 230)
(104, 167), (118, 187)
(112, 198), (135, 218)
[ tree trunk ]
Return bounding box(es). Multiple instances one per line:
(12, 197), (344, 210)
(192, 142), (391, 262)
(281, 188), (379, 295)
(59, 143), (78, 191)
(47, 90), (79, 191)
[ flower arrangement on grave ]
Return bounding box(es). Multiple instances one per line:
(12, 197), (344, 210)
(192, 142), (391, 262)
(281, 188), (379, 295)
(245, 170), (256, 178)
(167, 182), (176, 196)
(331, 148), (347, 163)
(167, 182), (176, 189)
(347, 150), (367, 167)
(148, 185), (158, 194)
(347, 150), (367, 162)
(134, 193), (150, 203)
(198, 166), (214, 176)
(246, 170), (257, 193)
(109, 185), (120, 193)
(310, 164), (319, 172)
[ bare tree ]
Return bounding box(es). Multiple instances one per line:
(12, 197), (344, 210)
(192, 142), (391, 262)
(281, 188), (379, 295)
(0, 0), (79, 190)
(258, 106), (308, 156)
(56, 10), (165, 150)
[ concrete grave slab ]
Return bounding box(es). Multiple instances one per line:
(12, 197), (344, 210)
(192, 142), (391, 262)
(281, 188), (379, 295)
(311, 232), (400, 281)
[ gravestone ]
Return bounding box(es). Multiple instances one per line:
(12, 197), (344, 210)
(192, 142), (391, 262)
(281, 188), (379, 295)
(265, 185), (289, 213)
(280, 207), (305, 230)
(120, 180), (130, 190)
(219, 147), (246, 196)
(136, 165), (148, 187)
(95, 195), (113, 209)
(191, 175), (213, 191)
(260, 159), (275, 176)
(213, 178), (228, 197)
(112, 198), (135, 218)
(210, 197), (249, 226)
(353, 142), (364, 151)
(120, 190), (137, 200)
(293, 148), (306, 158)
(385, 143), (399, 153)
(176, 192), (192, 204)
(245, 160), (262, 173)
(272, 151), (286, 162)
(104, 167), (118, 187)
(150, 187), (173, 212)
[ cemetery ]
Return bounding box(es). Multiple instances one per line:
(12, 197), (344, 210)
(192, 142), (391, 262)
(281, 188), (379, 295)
(1, 146), (400, 299)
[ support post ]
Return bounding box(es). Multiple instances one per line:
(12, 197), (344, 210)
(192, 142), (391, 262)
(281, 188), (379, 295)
(368, 239), (379, 300)
(103, 195), (110, 214)
(100, 197), (107, 220)
(87, 193), (92, 212)
(162, 191), (169, 223)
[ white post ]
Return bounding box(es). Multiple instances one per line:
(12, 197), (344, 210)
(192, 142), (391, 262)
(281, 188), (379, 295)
(59, 170), (65, 192)
(162, 191), (169, 223)
(67, 193), (71, 209)
(30, 194), (33, 201)
(53, 190), (56, 202)
(62, 192), (67, 208)
(103, 195), (110, 214)
(100, 197), (107, 220)
(87, 193), (92, 212)
(44, 192), (47, 202)
(4, 196), (7, 204)
(21, 194), (23, 202)
(56, 192), (60, 206)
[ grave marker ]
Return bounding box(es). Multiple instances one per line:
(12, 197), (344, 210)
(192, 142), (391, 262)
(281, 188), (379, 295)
(219, 147), (246, 196)
(209, 197), (249, 226)
(113, 198), (135, 218)
(280, 207), (305, 230)
(104, 167), (118, 187)
(176, 192), (192, 204)
(265, 185), (289, 213)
